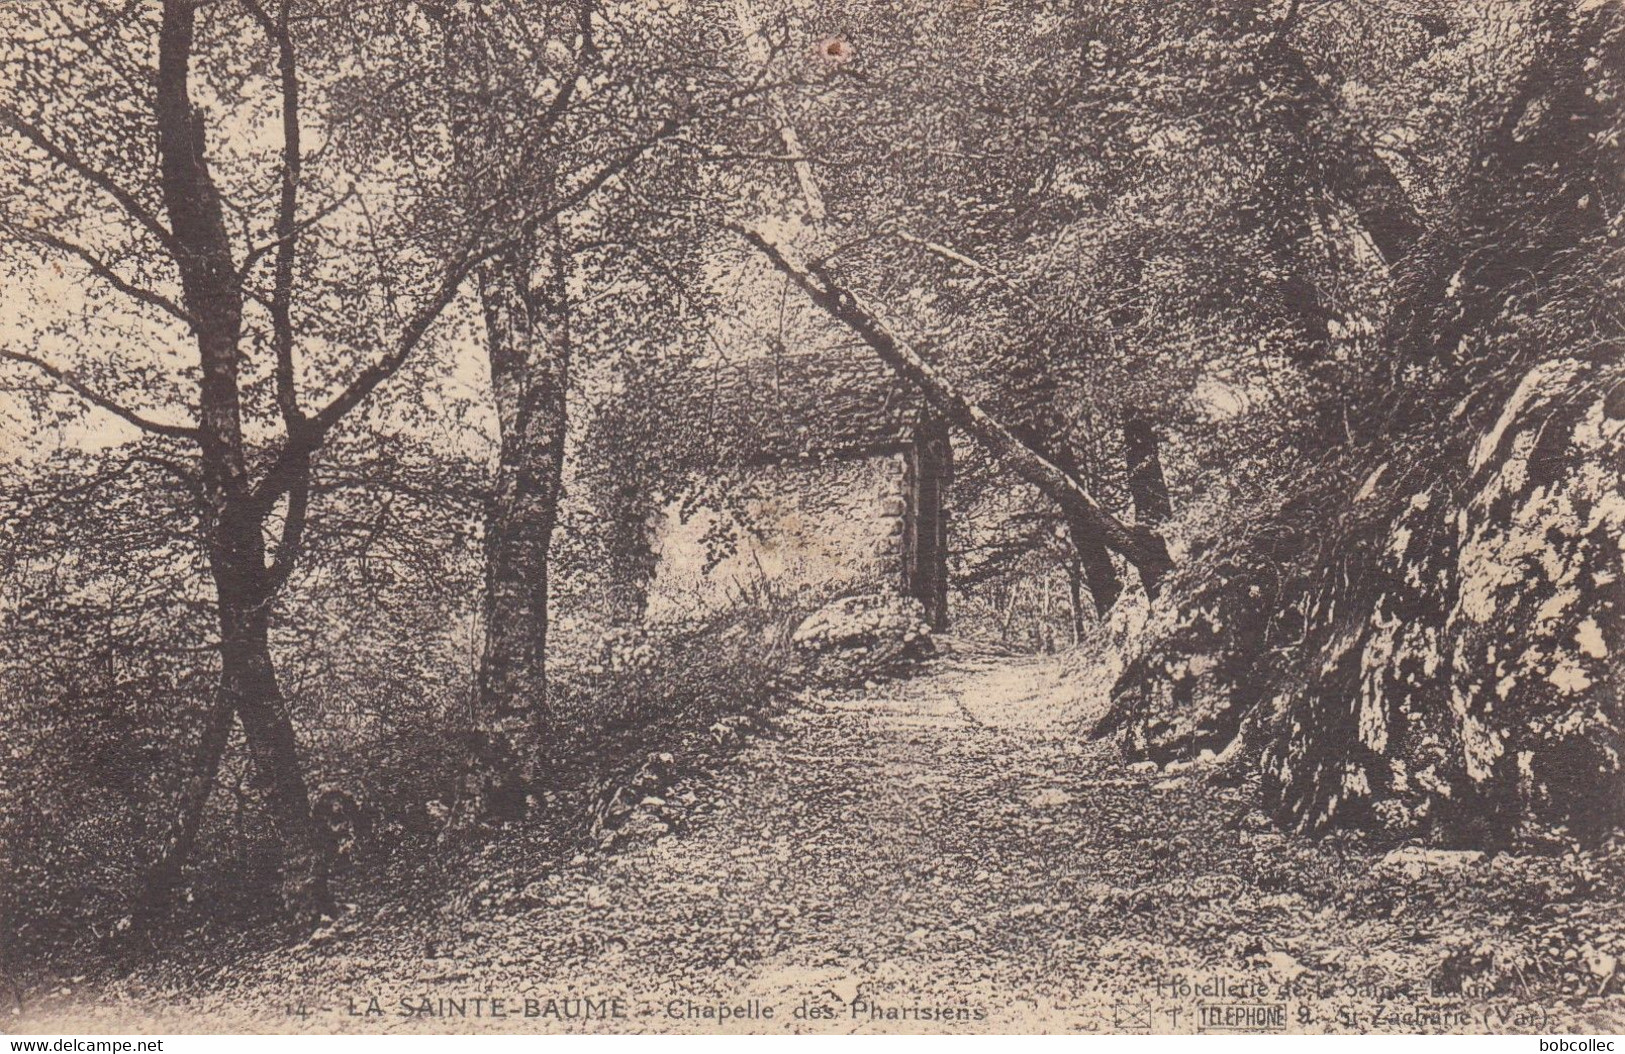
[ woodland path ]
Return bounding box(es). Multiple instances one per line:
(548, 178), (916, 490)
(17, 644), (1625, 1034)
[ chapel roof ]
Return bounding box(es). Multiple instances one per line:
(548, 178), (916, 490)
(665, 347), (933, 466)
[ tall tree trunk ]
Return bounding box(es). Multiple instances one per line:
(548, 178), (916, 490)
(153, 0), (329, 921)
(468, 228), (571, 822)
(1124, 411), (1172, 526)
(1065, 555), (1084, 644)
(1066, 511), (1123, 615)
(1000, 580), (1021, 641)
(431, 3), (573, 827)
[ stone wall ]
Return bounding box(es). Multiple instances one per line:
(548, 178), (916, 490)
(645, 450), (914, 624)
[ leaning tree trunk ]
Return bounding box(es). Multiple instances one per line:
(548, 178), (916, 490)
(131, 515), (334, 927)
(734, 223), (1174, 593)
(1026, 425), (1123, 616)
(1058, 415), (1167, 623)
(130, 699), (234, 928)
(219, 587), (333, 922)
(1065, 511), (1123, 616)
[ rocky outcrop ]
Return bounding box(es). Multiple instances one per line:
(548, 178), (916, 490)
(1094, 549), (1273, 767)
(1106, 355), (1624, 845)
(791, 592), (935, 684)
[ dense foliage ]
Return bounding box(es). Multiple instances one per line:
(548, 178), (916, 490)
(1, 0), (1620, 982)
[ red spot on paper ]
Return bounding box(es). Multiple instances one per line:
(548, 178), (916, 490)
(816, 37), (853, 65)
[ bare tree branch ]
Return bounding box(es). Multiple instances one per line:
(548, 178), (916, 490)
(892, 230), (1044, 313)
(244, 67), (717, 512)
(0, 220), (194, 326)
(235, 185), (354, 287)
(302, 116), (681, 447)
(128, 451), (202, 498)
(0, 104), (177, 254)
(240, 0), (305, 431)
(0, 347), (201, 441)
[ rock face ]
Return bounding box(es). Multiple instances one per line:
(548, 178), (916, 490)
(1095, 551), (1271, 767)
(1410, 358), (1622, 841)
(1450, 361), (1623, 830)
(791, 593), (935, 683)
(1101, 0), (1624, 847)
(1108, 355), (1624, 845)
(1271, 356), (1625, 844)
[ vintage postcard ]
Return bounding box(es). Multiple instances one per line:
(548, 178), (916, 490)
(1, 0), (1622, 1038)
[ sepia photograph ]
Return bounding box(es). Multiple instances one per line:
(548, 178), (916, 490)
(0, 0), (1621, 1039)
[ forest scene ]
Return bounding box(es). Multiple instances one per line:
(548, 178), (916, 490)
(1, 0), (1623, 1035)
